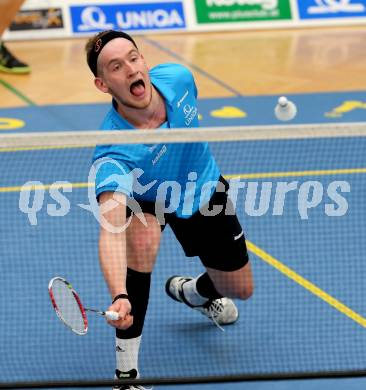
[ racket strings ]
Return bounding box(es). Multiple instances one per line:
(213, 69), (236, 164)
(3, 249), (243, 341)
(51, 279), (87, 335)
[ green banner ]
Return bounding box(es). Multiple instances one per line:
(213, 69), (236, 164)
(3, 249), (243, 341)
(194, 0), (292, 24)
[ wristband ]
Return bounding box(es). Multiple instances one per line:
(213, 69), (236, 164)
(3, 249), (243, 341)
(112, 293), (129, 304)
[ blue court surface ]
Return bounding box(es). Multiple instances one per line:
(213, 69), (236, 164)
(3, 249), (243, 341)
(1, 88), (366, 390)
(1, 89), (366, 133)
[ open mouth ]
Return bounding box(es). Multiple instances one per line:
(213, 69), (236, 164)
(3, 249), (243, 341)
(130, 79), (145, 97)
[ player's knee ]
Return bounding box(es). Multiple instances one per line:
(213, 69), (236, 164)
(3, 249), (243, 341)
(127, 214), (161, 263)
(237, 281), (254, 301)
(221, 280), (254, 301)
(128, 227), (160, 255)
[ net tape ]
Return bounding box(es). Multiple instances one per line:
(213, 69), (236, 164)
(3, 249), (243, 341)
(1, 122), (366, 149)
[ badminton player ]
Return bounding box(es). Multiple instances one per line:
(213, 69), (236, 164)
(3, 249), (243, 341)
(85, 30), (254, 390)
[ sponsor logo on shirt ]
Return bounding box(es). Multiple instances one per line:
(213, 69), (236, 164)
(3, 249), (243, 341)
(177, 90), (189, 108)
(183, 104), (198, 126)
(152, 145), (167, 165)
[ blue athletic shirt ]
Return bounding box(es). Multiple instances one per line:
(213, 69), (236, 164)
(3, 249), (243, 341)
(92, 63), (220, 218)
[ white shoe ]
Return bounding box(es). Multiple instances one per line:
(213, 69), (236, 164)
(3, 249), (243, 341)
(165, 276), (239, 326)
(113, 385), (147, 390)
(113, 369), (151, 390)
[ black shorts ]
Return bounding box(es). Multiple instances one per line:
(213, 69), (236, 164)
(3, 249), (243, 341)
(128, 176), (249, 272)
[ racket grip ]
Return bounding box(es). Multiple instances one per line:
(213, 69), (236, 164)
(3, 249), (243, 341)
(105, 311), (120, 321)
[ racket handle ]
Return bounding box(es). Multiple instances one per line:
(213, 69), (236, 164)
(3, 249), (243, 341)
(105, 311), (120, 321)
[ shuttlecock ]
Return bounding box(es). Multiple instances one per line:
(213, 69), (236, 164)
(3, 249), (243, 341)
(274, 96), (297, 121)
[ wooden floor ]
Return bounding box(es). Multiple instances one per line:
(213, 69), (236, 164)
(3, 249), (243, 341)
(1, 25), (366, 108)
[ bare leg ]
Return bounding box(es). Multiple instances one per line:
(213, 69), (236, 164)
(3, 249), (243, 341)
(205, 262), (254, 301)
(0, 0), (26, 35)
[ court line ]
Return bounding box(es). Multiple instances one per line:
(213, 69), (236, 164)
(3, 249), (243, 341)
(1, 168), (365, 193)
(247, 240), (366, 328)
(0, 79), (36, 106)
(141, 36), (243, 97)
(0, 182), (90, 193)
(0, 145), (87, 153)
(225, 168), (366, 179)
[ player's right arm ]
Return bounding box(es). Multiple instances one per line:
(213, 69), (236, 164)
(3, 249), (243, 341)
(98, 191), (133, 330)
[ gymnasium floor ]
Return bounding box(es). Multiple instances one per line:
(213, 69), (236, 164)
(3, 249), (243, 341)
(1, 26), (366, 389)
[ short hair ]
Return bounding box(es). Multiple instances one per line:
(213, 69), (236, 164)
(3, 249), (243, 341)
(85, 30), (138, 76)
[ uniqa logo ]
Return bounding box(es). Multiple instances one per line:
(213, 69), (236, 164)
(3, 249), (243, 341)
(78, 7), (114, 31)
(205, 0), (278, 10)
(116, 9), (184, 29)
(77, 6), (185, 31)
(182, 104), (198, 126)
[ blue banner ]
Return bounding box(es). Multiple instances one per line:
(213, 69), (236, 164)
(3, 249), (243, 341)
(70, 2), (186, 33)
(297, 0), (366, 19)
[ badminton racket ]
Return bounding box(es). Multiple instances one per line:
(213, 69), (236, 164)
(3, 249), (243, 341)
(48, 276), (119, 335)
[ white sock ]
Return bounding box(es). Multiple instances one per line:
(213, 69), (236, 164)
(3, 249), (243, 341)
(182, 277), (209, 306)
(115, 336), (141, 378)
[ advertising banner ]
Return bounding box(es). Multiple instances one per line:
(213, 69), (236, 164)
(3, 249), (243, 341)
(70, 2), (186, 33)
(297, 0), (366, 19)
(9, 8), (64, 31)
(194, 0), (292, 24)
